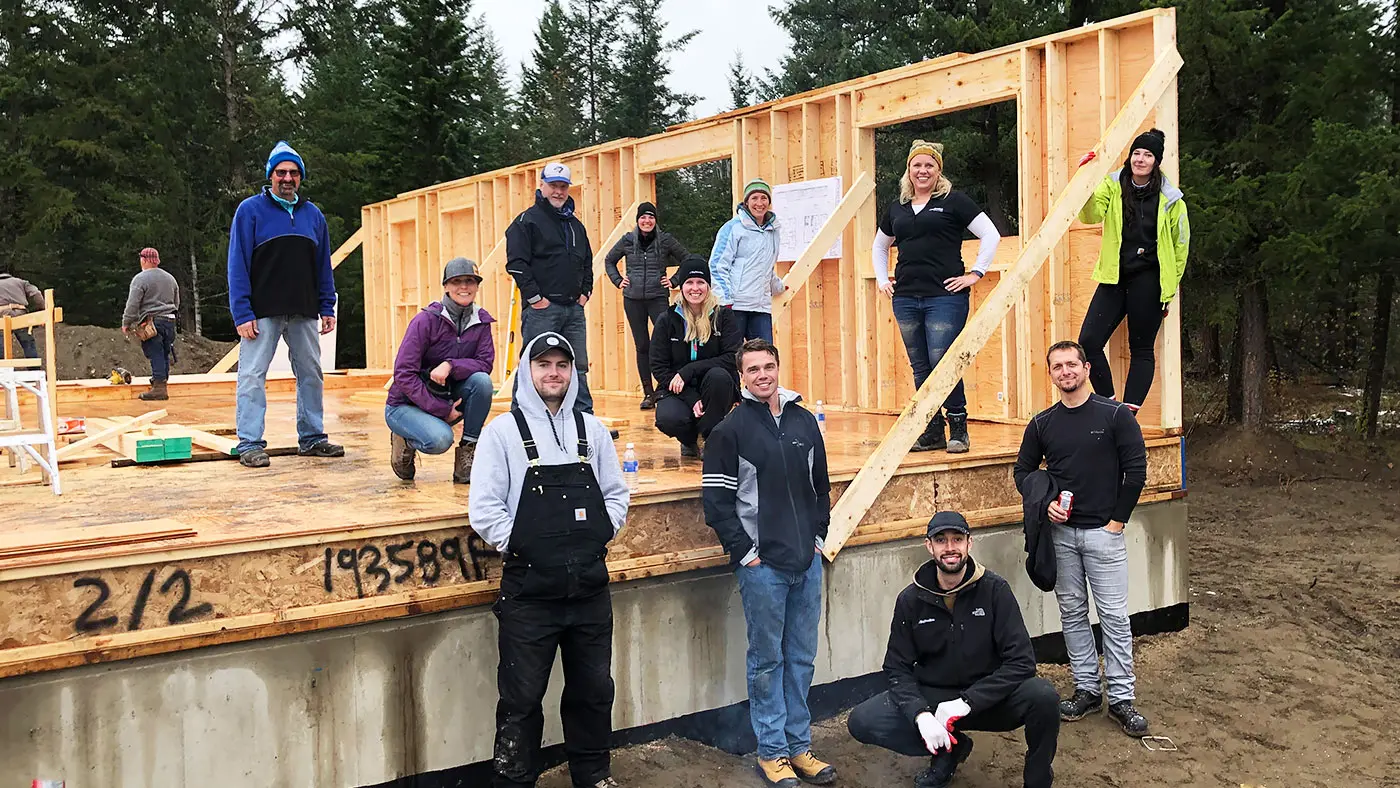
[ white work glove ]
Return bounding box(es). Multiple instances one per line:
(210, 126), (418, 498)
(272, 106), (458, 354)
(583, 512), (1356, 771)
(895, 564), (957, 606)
(934, 698), (971, 731)
(916, 711), (954, 754)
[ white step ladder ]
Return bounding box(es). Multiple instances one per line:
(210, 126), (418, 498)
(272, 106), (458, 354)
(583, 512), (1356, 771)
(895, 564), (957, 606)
(0, 368), (61, 495)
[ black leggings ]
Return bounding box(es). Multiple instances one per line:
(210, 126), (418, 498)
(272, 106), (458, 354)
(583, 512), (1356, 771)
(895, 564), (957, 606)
(1076, 269), (1164, 407)
(623, 296), (670, 394)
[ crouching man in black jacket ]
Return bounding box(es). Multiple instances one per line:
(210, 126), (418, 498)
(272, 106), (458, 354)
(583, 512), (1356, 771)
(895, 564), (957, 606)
(848, 512), (1060, 788)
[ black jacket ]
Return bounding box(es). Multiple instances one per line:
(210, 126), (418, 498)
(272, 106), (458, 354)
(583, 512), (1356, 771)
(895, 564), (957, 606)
(1017, 470), (1059, 592)
(649, 304), (741, 393)
(505, 192), (593, 304)
(604, 229), (689, 300)
(702, 389), (831, 572)
(883, 558), (1037, 723)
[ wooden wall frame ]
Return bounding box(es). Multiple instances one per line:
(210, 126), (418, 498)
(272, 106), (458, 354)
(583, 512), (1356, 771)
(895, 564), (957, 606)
(361, 9), (1182, 432)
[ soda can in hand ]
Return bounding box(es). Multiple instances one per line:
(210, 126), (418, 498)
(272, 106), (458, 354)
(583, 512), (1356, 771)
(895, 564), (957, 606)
(1057, 490), (1074, 518)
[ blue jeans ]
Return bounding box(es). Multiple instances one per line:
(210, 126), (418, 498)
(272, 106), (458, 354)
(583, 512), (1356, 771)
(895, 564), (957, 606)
(730, 310), (774, 344)
(736, 554), (823, 760)
(141, 319), (176, 381)
(385, 371), (494, 453)
(12, 328), (37, 359)
(520, 301), (593, 414)
(891, 293), (970, 415)
(236, 315), (327, 452)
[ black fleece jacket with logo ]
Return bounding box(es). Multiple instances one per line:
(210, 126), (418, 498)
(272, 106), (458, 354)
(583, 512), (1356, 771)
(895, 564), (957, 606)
(883, 557), (1037, 722)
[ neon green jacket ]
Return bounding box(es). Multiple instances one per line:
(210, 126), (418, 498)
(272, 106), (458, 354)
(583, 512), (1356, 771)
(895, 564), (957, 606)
(1078, 170), (1190, 303)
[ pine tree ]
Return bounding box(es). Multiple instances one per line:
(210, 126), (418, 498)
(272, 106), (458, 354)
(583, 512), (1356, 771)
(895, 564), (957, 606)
(519, 0), (584, 158)
(605, 0), (698, 138)
(569, 0), (620, 145)
(727, 53), (752, 110)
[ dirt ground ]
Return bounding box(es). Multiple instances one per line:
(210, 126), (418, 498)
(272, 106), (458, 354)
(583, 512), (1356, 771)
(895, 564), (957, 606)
(14, 323), (235, 379)
(540, 425), (1400, 788)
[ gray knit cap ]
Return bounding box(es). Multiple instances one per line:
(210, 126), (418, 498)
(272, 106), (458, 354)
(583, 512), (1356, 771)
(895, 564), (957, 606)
(442, 257), (483, 284)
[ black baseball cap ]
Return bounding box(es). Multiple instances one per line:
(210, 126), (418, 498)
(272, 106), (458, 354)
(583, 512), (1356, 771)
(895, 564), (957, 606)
(926, 511), (971, 537)
(527, 332), (575, 362)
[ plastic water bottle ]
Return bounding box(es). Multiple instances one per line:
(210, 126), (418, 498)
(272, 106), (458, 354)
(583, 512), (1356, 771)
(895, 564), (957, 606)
(622, 443), (639, 492)
(815, 401), (827, 436)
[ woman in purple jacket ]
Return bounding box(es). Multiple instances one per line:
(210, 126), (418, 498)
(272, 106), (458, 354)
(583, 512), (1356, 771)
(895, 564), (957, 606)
(386, 257), (496, 483)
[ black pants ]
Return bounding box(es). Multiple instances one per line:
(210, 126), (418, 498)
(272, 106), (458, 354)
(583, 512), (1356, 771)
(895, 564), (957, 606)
(847, 677), (1060, 788)
(1077, 269), (1164, 407)
(653, 367), (736, 445)
(493, 589), (615, 788)
(623, 296), (669, 394)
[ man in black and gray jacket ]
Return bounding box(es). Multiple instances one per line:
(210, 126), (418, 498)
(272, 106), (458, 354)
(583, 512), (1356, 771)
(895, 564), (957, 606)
(702, 338), (838, 788)
(604, 201), (689, 409)
(848, 512), (1060, 788)
(506, 162), (596, 413)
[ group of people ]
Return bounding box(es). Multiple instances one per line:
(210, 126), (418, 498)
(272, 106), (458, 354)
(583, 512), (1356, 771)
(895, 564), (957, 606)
(52, 130), (1183, 788)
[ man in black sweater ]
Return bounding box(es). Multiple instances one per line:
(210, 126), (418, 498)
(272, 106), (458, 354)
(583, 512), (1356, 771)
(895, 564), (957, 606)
(1013, 340), (1150, 737)
(847, 512), (1060, 788)
(505, 162), (596, 413)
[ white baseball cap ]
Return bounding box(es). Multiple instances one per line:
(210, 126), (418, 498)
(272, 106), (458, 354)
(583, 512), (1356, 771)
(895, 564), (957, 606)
(541, 162), (572, 185)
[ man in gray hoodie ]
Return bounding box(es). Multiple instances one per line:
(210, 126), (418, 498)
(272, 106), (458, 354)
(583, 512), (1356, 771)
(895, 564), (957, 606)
(469, 331), (629, 788)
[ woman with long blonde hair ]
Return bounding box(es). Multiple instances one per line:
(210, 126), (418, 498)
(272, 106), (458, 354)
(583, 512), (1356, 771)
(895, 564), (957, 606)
(649, 256), (743, 458)
(872, 139), (1001, 453)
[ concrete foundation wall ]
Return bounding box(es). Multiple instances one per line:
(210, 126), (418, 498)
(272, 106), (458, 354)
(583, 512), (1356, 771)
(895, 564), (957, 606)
(0, 500), (1186, 787)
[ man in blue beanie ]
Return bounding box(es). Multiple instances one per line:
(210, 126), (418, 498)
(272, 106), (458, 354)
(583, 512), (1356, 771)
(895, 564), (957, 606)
(227, 140), (344, 468)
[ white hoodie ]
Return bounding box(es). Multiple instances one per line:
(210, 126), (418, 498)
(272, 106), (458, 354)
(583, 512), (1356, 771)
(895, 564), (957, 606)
(467, 334), (629, 553)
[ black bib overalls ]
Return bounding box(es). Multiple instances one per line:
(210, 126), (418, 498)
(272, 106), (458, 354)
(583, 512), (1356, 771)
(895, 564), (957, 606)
(493, 409), (616, 788)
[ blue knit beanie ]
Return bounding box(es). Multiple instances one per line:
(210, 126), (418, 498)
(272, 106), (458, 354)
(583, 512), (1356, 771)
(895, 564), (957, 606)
(265, 140), (306, 179)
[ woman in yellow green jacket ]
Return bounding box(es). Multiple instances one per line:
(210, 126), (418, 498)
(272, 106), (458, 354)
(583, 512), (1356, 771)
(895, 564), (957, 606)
(1076, 128), (1190, 413)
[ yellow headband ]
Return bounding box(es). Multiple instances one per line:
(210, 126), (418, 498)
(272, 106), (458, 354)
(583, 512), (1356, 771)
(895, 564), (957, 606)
(907, 145), (942, 168)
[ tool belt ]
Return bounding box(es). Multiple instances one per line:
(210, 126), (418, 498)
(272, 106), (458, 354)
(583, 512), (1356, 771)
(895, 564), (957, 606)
(0, 303), (26, 318)
(133, 318), (158, 341)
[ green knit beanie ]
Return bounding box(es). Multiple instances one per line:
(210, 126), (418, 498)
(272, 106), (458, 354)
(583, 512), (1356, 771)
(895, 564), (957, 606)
(743, 178), (772, 201)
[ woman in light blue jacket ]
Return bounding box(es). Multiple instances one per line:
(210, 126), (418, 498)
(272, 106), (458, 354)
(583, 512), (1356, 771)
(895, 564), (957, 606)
(708, 178), (786, 342)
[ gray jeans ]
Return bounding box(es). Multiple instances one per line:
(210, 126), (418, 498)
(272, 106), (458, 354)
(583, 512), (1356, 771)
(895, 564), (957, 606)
(520, 300), (593, 414)
(1052, 524), (1135, 703)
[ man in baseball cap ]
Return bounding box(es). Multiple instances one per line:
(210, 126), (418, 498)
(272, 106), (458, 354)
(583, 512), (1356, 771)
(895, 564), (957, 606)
(505, 161), (598, 414)
(848, 510), (1060, 788)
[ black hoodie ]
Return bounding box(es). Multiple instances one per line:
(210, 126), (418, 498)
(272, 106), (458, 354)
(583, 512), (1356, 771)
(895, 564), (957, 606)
(882, 557), (1037, 722)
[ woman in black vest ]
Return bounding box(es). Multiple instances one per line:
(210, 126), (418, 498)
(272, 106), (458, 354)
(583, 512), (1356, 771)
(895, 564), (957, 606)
(873, 140), (1001, 453)
(604, 202), (690, 410)
(650, 257), (742, 458)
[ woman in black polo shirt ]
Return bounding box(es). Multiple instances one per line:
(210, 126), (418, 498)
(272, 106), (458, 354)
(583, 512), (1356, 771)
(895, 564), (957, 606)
(872, 139), (1001, 452)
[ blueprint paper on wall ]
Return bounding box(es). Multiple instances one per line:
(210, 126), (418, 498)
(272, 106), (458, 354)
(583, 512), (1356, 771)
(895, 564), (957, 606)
(772, 176), (843, 262)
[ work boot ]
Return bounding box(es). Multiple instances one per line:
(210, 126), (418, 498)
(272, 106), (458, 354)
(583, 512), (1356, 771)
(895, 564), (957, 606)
(913, 734), (973, 788)
(755, 757), (801, 787)
(911, 412), (946, 452)
(640, 390), (658, 410)
(1108, 700), (1150, 737)
(138, 379), (168, 401)
(389, 432), (416, 481)
(789, 751), (837, 785)
(680, 441), (700, 458)
(453, 440), (476, 484)
(298, 440), (346, 458)
(238, 447), (271, 468)
(946, 412), (970, 454)
(1059, 689), (1103, 721)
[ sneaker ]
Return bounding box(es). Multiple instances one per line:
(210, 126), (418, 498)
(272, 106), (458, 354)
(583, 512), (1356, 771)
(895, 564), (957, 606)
(913, 733), (972, 788)
(1108, 700), (1149, 736)
(755, 757), (802, 787)
(590, 778), (620, 788)
(911, 413), (946, 452)
(789, 751), (837, 785)
(238, 447), (271, 468)
(389, 432), (416, 481)
(1059, 689), (1103, 721)
(680, 441), (700, 458)
(946, 412), (970, 454)
(299, 441), (345, 458)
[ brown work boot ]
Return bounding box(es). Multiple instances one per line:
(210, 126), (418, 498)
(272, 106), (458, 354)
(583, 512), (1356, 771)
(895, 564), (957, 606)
(389, 432), (416, 481)
(138, 379), (168, 401)
(755, 757), (801, 787)
(453, 440), (476, 484)
(789, 752), (837, 784)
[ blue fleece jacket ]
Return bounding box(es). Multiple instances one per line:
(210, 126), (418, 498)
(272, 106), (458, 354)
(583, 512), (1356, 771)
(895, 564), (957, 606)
(228, 187), (336, 326)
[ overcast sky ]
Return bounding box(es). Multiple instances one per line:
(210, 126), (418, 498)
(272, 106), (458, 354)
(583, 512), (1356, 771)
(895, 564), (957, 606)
(479, 0), (790, 119)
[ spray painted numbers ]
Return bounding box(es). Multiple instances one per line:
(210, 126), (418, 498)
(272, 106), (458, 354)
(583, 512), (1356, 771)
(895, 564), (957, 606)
(321, 533), (495, 599)
(72, 567), (214, 634)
